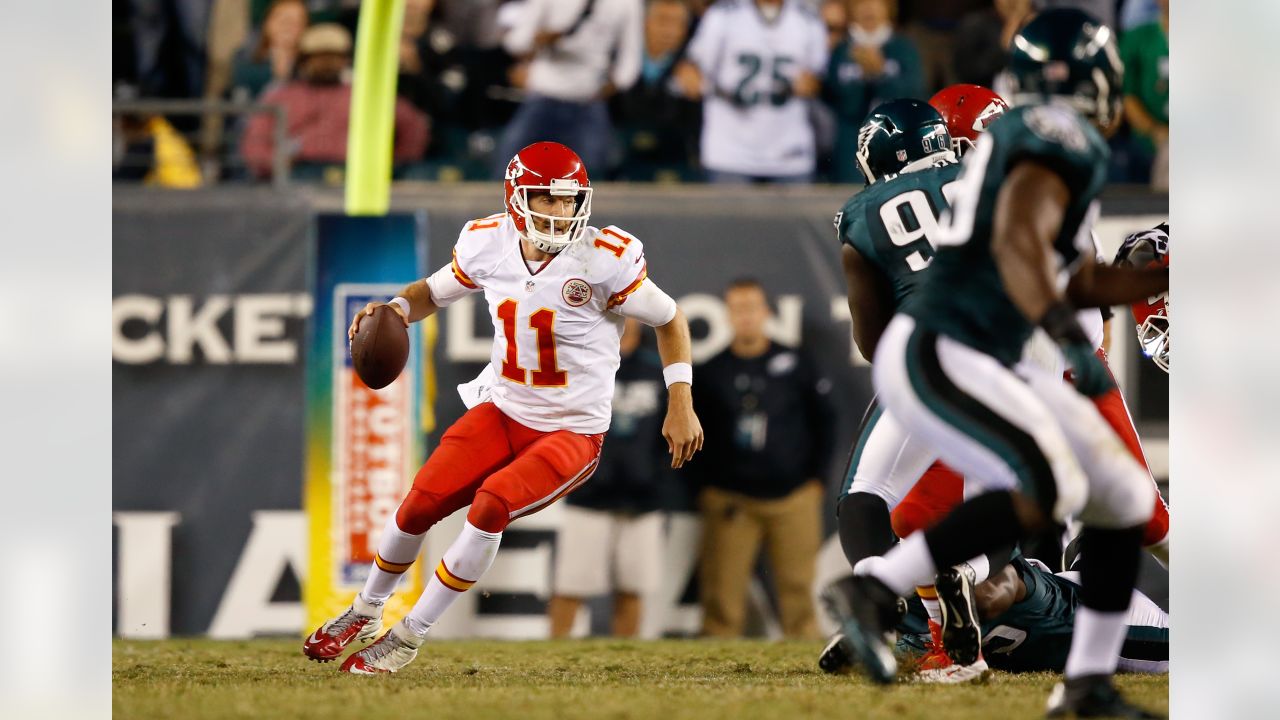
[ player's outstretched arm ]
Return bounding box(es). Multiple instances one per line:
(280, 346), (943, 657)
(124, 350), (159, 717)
(654, 307), (704, 469)
(1066, 262), (1169, 309)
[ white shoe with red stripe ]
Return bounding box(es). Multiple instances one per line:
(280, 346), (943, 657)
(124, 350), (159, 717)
(916, 656), (991, 684)
(340, 621), (424, 675)
(302, 596), (382, 662)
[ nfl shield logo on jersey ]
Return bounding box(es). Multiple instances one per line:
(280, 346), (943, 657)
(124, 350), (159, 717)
(896, 150), (908, 162)
(562, 278), (592, 307)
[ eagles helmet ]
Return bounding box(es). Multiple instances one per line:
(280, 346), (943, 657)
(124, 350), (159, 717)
(1004, 8), (1124, 127)
(855, 98), (955, 186)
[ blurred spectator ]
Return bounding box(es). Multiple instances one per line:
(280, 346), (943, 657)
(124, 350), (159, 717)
(113, 114), (204, 188)
(826, 0), (924, 184)
(496, 0), (644, 176)
(679, 0), (826, 184)
(611, 0), (701, 181)
(548, 320), (669, 638)
(897, 0), (985, 94)
(811, 0), (850, 181)
(952, 0), (1034, 88)
(1121, 0), (1162, 30)
(437, 0), (509, 49)
(821, 0), (848, 51)
(232, 0), (310, 98)
(239, 24), (430, 181)
(692, 279), (836, 639)
(199, 0), (253, 178)
(1121, 0), (1169, 188)
(397, 0), (471, 162)
(131, 0), (211, 97)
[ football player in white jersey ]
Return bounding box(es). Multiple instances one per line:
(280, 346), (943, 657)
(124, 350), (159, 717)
(678, 0), (827, 182)
(303, 141), (703, 674)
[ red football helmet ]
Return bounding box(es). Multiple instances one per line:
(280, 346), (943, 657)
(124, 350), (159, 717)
(503, 141), (593, 253)
(929, 84), (1010, 157)
(1115, 223), (1170, 373)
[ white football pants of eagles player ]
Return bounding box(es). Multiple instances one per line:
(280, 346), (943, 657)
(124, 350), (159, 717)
(844, 311), (1102, 512)
(872, 315), (1154, 531)
(842, 405), (939, 509)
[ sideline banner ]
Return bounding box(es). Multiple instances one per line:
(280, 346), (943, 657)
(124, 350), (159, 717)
(304, 213), (430, 632)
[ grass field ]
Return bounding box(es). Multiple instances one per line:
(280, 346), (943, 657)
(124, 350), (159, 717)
(113, 639), (1168, 719)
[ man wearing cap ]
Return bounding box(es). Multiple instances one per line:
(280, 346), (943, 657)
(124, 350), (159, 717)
(240, 23), (430, 181)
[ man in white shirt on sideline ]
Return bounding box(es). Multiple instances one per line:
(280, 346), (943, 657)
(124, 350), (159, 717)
(675, 0), (826, 184)
(496, 0), (644, 177)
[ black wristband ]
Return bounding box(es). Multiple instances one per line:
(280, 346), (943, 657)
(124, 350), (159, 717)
(1039, 301), (1090, 346)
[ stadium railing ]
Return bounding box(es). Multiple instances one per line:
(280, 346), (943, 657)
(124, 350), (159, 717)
(112, 99), (290, 189)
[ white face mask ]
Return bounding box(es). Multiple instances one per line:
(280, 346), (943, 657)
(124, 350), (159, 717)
(511, 181), (594, 253)
(850, 24), (892, 48)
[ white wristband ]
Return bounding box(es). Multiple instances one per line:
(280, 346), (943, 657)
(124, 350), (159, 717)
(389, 296), (411, 319)
(663, 362), (692, 388)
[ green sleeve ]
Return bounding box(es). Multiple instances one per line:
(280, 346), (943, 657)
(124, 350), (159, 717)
(838, 198), (876, 262)
(1120, 28), (1142, 97)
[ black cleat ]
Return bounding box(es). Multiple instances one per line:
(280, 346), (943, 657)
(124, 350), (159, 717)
(818, 631), (853, 674)
(818, 575), (905, 684)
(935, 564), (982, 666)
(1045, 674), (1165, 718)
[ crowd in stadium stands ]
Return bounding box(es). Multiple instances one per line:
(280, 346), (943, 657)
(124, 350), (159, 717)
(112, 0), (1168, 188)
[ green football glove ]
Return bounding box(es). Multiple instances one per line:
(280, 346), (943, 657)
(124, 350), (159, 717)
(1061, 342), (1114, 398)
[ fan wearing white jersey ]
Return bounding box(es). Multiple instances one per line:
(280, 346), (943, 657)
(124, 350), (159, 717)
(678, 0), (827, 182)
(303, 141), (703, 674)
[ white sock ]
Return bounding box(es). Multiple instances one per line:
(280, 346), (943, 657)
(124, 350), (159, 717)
(359, 514), (427, 605)
(860, 533), (938, 596)
(403, 521), (502, 636)
(1063, 607), (1128, 678)
(916, 586), (942, 624)
(963, 554), (991, 584)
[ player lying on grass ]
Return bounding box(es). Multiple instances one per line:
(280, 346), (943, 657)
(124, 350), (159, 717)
(891, 556), (1168, 676)
(303, 141), (703, 674)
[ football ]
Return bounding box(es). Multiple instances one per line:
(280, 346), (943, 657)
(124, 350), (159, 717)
(350, 304), (409, 389)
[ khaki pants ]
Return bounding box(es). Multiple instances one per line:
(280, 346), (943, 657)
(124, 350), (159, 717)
(699, 482), (822, 639)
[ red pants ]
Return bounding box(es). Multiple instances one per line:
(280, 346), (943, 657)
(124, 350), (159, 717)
(395, 402), (603, 535)
(892, 362), (1170, 546)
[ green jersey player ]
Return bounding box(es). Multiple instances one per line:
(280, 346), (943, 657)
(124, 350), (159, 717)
(823, 99), (1008, 683)
(825, 9), (1170, 717)
(896, 556), (1168, 675)
(830, 99), (962, 571)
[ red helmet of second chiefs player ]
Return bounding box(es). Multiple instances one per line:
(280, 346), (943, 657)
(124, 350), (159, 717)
(1115, 223), (1171, 373)
(929, 84), (1010, 157)
(503, 141), (593, 253)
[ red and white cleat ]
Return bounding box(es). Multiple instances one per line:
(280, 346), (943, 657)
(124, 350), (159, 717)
(339, 622), (424, 675)
(917, 620), (953, 671)
(302, 598), (382, 662)
(917, 656), (991, 684)
(915, 619), (990, 684)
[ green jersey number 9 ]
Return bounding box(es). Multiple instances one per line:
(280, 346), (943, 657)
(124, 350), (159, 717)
(878, 180), (961, 272)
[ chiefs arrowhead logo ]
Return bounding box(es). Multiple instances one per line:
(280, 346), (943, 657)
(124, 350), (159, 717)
(505, 155), (542, 182)
(973, 99), (1009, 132)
